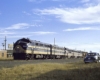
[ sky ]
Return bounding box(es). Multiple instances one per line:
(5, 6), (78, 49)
(0, 0), (100, 52)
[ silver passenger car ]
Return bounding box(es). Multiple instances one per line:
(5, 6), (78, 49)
(84, 52), (100, 63)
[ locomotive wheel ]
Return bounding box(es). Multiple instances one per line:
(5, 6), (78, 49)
(43, 55), (46, 59)
(95, 60), (99, 63)
(25, 54), (31, 60)
(30, 54), (34, 60)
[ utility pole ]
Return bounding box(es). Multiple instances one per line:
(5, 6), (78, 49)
(4, 36), (7, 50)
(54, 38), (55, 55)
(54, 38), (55, 46)
(2, 43), (4, 50)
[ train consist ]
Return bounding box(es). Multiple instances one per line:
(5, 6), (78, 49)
(13, 38), (87, 60)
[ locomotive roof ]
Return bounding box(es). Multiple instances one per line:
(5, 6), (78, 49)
(18, 38), (51, 46)
(17, 38), (65, 48)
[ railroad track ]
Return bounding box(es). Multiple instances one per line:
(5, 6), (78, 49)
(0, 58), (83, 68)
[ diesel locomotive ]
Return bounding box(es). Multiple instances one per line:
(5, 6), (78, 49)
(13, 38), (86, 60)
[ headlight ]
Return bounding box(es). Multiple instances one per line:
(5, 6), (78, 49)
(94, 56), (98, 59)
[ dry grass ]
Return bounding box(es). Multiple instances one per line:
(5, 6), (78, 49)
(0, 58), (13, 61)
(0, 62), (100, 80)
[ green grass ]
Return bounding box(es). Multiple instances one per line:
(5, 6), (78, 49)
(0, 62), (100, 80)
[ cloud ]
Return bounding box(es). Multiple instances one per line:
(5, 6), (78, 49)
(0, 31), (56, 39)
(28, 0), (67, 3)
(52, 0), (66, 1)
(5, 23), (38, 30)
(63, 27), (100, 31)
(81, 0), (100, 4)
(0, 23), (42, 38)
(23, 11), (31, 15)
(30, 31), (57, 35)
(28, 0), (46, 2)
(81, 0), (90, 3)
(6, 23), (30, 30)
(0, 31), (57, 37)
(28, 0), (59, 2)
(67, 43), (100, 52)
(28, 0), (36, 2)
(6, 35), (33, 38)
(0, 31), (15, 35)
(80, 0), (100, 7)
(36, 4), (100, 24)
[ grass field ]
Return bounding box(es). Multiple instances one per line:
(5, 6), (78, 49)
(0, 62), (100, 80)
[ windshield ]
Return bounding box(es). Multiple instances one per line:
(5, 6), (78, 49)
(87, 53), (98, 56)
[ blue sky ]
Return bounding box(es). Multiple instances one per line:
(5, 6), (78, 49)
(0, 0), (100, 52)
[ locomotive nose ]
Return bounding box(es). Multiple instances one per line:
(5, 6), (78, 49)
(15, 45), (21, 53)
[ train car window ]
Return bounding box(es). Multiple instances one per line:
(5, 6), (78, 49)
(40, 44), (43, 46)
(31, 42), (35, 46)
(45, 45), (48, 47)
(36, 43), (38, 45)
(27, 47), (31, 50)
(69, 51), (71, 53)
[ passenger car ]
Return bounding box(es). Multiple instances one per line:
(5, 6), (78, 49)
(84, 52), (100, 63)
